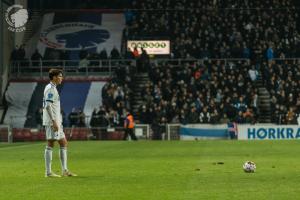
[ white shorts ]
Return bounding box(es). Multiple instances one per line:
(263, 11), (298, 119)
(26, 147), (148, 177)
(45, 125), (65, 141)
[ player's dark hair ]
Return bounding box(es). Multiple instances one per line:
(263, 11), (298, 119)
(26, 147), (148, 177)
(49, 69), (63, 80)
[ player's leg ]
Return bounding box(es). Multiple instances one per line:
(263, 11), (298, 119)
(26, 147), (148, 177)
(45, 140), (54, 176)
(58, 129), (77, 176)
(44, 126), (61, 177)
(58, 137), (68, 172)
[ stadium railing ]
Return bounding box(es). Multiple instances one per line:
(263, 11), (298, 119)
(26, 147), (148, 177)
(166, 124), (181, 140)
(10, 57), (300, 76)
(149, 58), (251, 67)
(9, 58), (255, 78)
(9, 59), (136, 77)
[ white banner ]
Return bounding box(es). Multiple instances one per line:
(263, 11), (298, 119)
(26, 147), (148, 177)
(180, 124), (229, 140)
(238, 124), (300, 140)
(38, 13), (125, 55)
(127, 40), (170, 55)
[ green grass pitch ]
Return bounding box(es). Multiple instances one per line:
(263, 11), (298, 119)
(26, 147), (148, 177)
(1, 140), (300, 200)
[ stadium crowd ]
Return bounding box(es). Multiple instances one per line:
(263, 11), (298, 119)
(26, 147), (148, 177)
(125, 0), (300, 60)
(138, 60), (258, 125)
(90, 65), (133, 128)
(263, 60), (300, 124)
(96, 0), (300, 127)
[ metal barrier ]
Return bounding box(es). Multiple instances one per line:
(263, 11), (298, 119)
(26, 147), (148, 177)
(10, 59), (136, 77)
(150, 58), (250, 67)
(12, 57), (300, 78)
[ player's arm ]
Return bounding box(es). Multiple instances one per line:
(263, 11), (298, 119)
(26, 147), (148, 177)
(45, 90), (59, 132)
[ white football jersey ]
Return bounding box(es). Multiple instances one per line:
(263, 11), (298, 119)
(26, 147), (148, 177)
(42, 82), (62, 126)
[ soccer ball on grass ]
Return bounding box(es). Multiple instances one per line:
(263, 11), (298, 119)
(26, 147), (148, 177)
(243, 161), (256, 173)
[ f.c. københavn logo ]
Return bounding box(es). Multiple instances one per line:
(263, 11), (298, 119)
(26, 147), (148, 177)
(5, 4), (28, 32)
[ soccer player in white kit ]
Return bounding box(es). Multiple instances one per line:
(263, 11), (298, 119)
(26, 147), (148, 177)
(43, 69), (77, 177)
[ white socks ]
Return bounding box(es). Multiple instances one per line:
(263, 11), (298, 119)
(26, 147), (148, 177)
(44, 146), (52, 175)
(45, 146), (68, 175)
(59, 147), (68, 171)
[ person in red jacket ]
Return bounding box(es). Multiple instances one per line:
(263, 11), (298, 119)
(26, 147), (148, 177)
(123, 110), (137, 140)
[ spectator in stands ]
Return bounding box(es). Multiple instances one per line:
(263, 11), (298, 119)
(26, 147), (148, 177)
(152, 117), (167, 140)
(109, 110), (121, 127)
(113, 86), (124, 102)
(243, 108), (254, 124)
(99, 48), (108, 60)
(77, 108), (86, 127)
(79, 54), (90, 72)
(68, 108), (78, 127)
(248, 66), (258, 81)
(179, 109), (188, 124)
(10, 45), (19, 61)
(132, 47), (139, 58)
(186, 107), (199, 123)
(266, 44), (274, 63)
(138, 48), (150, 72)
(159, 116), (167, 139)
(210, 108), (220, 124)
(286, 107), (297, 124)
(271, 104), (281, 124)
(139, 105), (148, 124)
(61, 109), (67, 127)
(110, 46), (121, 59)
(99, 111), (110, 140)
(31, 49), (43, 67)
(125, 47), (134, 59)
(90, 107), (109, 139)
(151, 119), (161, 140)
(35, 107), (43, 129)
(146, 107), (155, 124)
(199, 107), (210, 123)
(235, 111), (245, 124)
(18, 44), (26, 60)
(220, 113), (230, 124)
(90, 108), (100, 137)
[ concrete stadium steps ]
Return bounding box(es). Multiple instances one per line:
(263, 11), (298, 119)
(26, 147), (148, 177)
(131, 73), (149, 121)
(256, 76), (271, 123)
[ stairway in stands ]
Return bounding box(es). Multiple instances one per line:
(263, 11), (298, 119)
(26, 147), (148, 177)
(131, 73), (149, 122)
(256, 74), (271, 123)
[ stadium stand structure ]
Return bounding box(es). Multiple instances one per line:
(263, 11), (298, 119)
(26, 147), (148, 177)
(5, 0), (300, 133)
